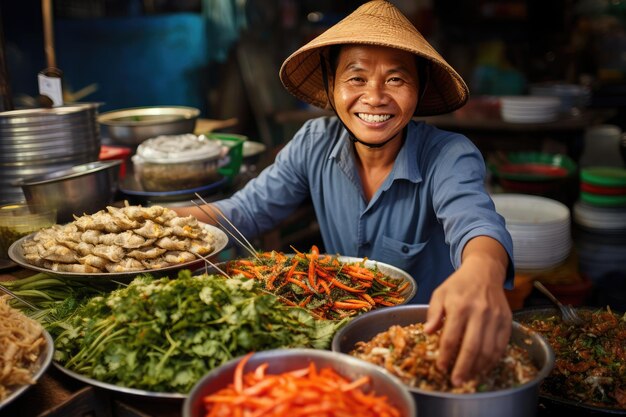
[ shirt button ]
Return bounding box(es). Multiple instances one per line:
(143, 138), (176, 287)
(401, 245), (409, 254)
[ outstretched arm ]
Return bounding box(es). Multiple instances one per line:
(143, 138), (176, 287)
(423, 235), (511, 386)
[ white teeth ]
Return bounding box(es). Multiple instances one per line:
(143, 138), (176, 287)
(357, 113), (391, 123)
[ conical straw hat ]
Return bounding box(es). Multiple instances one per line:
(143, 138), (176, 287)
(279, 0), (469, 116)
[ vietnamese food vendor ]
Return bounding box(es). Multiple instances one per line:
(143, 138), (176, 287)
(175, 0), (514, 387)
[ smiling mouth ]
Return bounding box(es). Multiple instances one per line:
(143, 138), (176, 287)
(357, 113), (392, 123)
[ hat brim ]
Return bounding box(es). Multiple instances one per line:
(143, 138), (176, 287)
(279, 1), (469, 117)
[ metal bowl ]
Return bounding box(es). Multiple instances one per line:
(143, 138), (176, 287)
(98, 106), (200, 147)
(182, 348), (416, 417)
(513, 306), (626, 415)
(15, 160), (122, 223)
(332, 305), (555, 417)
(0, 328), (54, 410)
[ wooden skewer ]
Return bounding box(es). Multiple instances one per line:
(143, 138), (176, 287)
(193, 251), (230, 278)
(191, 195), (260, 261)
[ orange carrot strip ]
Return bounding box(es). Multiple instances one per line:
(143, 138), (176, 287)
(374, 275), (397, 288)
(318, 279), (331, 296)
(299, 294), (313, 307)
(234, 352), (253, 393)
(329, 278), (366, 293)
(308, 245), (319, 293)
(359, 293), (376, 305)
(254, 363), (268, 380)
(230, 268), (255, 279)
(396, 281), (409, 293)
(286, 277), (310, 292)
(333, 301), (369, 310)
(340, 375), (370, 392)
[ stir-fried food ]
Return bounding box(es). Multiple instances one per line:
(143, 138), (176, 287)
(226, 245), (410, 320)
(349, 323), (538, 393)
(0, 296), (47, 401)
(202, 352), (403, 417)
(518, 307), (626, 409)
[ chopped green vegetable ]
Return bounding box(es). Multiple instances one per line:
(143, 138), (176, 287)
(46, 270), (347, 393)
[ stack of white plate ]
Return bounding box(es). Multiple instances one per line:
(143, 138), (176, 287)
(500, 96), (561, 123)
(573, 200), (626, 233)
(529, 83), (591, 114)
(492, 193), (572, 270)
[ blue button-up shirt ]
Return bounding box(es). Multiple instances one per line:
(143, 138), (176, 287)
(214, 117), (514, 303)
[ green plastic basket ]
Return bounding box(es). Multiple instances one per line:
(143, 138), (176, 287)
(205, 133), (246, 183)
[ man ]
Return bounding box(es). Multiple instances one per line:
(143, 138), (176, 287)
(177, 0), (514, 386)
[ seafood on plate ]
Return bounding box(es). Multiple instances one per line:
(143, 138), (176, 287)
(19, 203), (217, 273)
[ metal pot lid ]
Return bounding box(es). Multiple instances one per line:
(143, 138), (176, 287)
(98, 106), (200, 125)
(15, 160), (122, 186)
(0, 103), (100, 124)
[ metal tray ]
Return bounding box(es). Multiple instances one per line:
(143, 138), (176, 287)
(0, 329), (54, 410)
(7, 223), (229, 282)
(514, 306), (626, 415)
(201, 255), (418, 304)
(53, 362), (186, 400)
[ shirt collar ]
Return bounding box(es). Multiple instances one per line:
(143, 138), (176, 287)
(392, 120), (423, 184)
(329, 120), (424, 185)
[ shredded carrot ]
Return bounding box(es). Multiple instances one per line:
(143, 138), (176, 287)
(202, 356), (403, 417)
(225, 245), (409, 320)
(234, 352), (253, 393)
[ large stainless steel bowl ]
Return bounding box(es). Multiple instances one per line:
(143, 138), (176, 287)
(98, 106), (200, 147)
(16, 160), (122, 223)
(182, 348), (416, 417)
(332, 305), (555, 417)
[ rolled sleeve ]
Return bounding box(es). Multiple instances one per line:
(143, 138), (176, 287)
(428, 134), (515, 288)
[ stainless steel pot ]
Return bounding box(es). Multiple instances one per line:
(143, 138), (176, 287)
(332, 305), (555, 417)
(98, 106), (200, 147)
(16, 160), (121, 223)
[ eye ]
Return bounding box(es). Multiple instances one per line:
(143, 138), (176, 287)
(387, 77), (404, 86)
(347, 76), (366, 85)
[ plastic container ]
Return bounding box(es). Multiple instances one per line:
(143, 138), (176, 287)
(132, 134), (227, 191)
(0, 203), (56, 259)
(99, 145), (132, 179)
(205, 133), (246, 183)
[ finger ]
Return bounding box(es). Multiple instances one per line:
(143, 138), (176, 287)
(466, 311), (499, 377)
(424, 292), (445, 334)
(480, 306), (513, 373)
(436, 311), (467, 373)
(491, 318), (512, 370)
(450, 311), (484, 386)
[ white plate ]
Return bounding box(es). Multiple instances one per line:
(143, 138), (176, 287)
(242, 141), (267, 159)
(492, 194), (570, 225)
(0, 329), (54, 410)
(500, 96), (561, 108)
(501, 112), (559, 123)
(7, 223), (228, 282)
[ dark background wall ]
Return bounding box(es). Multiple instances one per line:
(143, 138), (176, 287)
(1, 0), (624, 137)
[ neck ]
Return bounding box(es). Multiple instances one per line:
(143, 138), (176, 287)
(350, 133), (397, 148)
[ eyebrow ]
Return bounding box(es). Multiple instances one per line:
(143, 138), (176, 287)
(343, 63), (415, 77)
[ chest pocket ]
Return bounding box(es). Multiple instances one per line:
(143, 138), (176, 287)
(381, 235), (432, 280)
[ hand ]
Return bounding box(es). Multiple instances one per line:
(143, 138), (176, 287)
(423, 236), (511, 386)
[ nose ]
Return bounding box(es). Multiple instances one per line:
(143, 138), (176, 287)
(360, 82), (389, 106)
